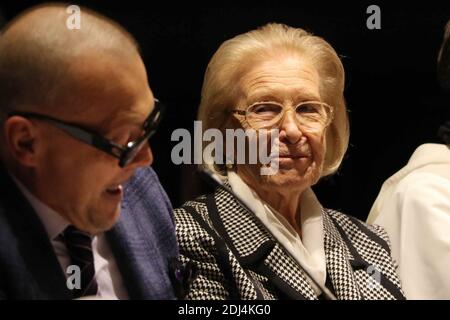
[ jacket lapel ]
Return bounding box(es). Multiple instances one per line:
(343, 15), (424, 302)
(322, 211), (363, 299)
(105, 169), (177, 300)
(106, 203), (174, 299)
(0, 168), (71, 299)
(208, 188), (317, 300)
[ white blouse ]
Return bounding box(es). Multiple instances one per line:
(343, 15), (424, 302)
(368, 144), (450, 299)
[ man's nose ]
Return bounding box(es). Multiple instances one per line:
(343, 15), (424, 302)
(279, 110), (303, 144)
(129, 142), (153, 169)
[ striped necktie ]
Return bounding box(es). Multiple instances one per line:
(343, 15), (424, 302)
(63, 225), (98, 298)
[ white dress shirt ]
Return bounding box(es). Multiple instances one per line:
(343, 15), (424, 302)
(228, 171), (327, 295)
(368, 144), (450, 299)
(10, 174), (129, 300)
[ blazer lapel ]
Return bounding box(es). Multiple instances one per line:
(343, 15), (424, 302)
(322, 211), (362, 300)
(0, 168), (71, 299)
(106, 204), (174, 300)
(106, 171), (178, 300)
(208, 188), (317, 300)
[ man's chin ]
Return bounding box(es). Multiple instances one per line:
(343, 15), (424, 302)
(260, 166), (319, 188)
(87, 206), (121, 235)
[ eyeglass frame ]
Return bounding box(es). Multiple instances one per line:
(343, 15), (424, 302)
(7, 99), (165, 167)
(231, 100), (334, 130)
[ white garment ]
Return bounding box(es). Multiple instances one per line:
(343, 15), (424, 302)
(367, 144), (450, 299)
(10, 174), (128, 300)
(227, 171), (327, 295)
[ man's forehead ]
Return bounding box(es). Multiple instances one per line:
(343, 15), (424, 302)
(63, 52), (153, 129)
(99, 99), (154, 131)
(114, 108), (152, 126)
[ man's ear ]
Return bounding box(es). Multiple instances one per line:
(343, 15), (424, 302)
(3, 116), (41, 167)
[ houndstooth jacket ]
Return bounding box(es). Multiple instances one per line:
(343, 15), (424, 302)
(175, 187), (405, 300)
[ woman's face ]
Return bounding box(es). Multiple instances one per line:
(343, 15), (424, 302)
(233, 54), (327, 194)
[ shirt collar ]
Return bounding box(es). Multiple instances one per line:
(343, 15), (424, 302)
(227, 171), (327, 293)
(9, 173), (70, 241)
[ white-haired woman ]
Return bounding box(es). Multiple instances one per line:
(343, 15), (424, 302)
(175, 23), (404, 300)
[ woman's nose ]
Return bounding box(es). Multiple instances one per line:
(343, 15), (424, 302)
(278, 110), (303, 144)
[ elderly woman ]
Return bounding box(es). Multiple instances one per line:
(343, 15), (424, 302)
(175, 23), (404, 300)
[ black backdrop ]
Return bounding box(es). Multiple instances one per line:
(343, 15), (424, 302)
(1, 0), (449, 220)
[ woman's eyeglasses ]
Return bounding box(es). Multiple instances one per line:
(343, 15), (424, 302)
(232, 100), (333, 131)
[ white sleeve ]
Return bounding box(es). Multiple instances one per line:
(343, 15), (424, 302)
(374, 172), (450, 299)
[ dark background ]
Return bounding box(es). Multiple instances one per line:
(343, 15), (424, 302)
(1, 0), (449, 220)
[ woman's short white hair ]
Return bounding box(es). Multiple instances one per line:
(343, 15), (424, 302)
(198, 23), (349, 177)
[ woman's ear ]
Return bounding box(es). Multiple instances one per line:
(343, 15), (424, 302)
(3, 116), (40, 167)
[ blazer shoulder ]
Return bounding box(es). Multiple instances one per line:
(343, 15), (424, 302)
(174, 195), (214, 233)
(324, 208), (392, 254)
(174, 195), (208, 217)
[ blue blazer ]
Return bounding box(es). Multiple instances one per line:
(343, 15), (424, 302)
(0, 166), (179, 299)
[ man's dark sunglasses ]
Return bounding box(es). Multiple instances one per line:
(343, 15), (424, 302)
(8, 99), (165, 167)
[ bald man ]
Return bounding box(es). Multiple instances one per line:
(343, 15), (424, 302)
(0, 4), (180, 299)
